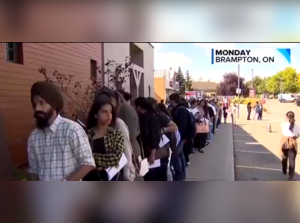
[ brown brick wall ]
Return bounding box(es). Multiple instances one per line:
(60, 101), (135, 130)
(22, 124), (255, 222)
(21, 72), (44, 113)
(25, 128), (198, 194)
(0, 43), (103, 166)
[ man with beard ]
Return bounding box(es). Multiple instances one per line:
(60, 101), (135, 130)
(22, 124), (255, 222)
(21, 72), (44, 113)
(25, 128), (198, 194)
(27, 81), (95, 181)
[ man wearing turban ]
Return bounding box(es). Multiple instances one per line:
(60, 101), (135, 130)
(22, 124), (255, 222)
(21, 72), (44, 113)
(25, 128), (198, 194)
(27, 81), (95, 181)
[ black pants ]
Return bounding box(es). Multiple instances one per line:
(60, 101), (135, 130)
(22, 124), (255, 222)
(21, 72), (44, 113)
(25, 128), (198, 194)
(258, 112), (263, 120)
(282, 148), (297, 179)
(144, 158), (169, 181)
(212, 116), (216, 133)
(183, 138), (193, 164)
(216, 116), (221, 128)
(247, 111), (251, 120)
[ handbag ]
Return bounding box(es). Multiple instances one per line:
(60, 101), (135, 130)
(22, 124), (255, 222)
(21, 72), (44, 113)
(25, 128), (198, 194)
(196, 122), (209, 133)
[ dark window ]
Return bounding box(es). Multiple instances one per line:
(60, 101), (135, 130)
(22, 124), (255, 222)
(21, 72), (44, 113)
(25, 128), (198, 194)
(130, 43), (144, 68)
(90, 59), (97, 79)
(5, 43), (23, 64)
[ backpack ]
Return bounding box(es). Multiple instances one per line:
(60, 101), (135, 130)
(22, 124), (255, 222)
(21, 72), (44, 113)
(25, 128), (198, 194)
(176, 107), (196, 138)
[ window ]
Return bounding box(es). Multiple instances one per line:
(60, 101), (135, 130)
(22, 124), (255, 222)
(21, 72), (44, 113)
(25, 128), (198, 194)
(130, 43), (144, 68)
(90, 59), (97, 79)
(5, 43), (23, 64)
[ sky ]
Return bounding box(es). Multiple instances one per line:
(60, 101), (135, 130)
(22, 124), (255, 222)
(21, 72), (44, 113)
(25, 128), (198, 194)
(152, 43), (300, 83)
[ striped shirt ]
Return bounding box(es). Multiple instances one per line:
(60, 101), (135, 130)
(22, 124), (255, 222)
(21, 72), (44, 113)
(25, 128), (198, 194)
(27, 115), (95, 181)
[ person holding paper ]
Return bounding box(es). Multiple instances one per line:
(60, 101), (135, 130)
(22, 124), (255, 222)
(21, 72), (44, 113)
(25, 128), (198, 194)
(84, 98), (125, 181)
(135, 97), (162, 181)
(148, 99), (178, 181)
(97, 87), (140, 179)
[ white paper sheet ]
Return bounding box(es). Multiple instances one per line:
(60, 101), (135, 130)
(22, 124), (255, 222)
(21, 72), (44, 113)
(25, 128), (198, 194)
(149, 159), (161, 169)
(139, 158), (149, 176)
(106, 153), (128, 181)
(159, 134), (170, 148)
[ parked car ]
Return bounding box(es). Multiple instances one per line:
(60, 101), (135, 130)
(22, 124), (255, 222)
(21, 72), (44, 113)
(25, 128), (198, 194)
(294, 95), (300, 106)
(278, 93), (296, 103)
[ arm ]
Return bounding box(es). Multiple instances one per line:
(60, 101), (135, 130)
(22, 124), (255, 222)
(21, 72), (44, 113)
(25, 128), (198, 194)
(66, 126), (96, 181)
(93, 131), (124, 169)
(164, 120), (178, 133)
(119, 106), (141, 157)
(160, 115), (178, 133)
(115, 119), (133, 169)
(27, 136), (39, 181)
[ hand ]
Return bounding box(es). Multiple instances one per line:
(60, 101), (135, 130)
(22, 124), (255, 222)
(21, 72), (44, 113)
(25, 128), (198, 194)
(148, 151), (156, 165)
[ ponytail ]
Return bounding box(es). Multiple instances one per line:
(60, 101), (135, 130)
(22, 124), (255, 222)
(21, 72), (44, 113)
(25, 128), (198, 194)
(286, 111), (295, 131)
(289, 118), (295, 131)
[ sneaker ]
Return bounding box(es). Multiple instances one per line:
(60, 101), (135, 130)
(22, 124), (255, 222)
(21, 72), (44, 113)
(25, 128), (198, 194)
(198, 148), (204, 153)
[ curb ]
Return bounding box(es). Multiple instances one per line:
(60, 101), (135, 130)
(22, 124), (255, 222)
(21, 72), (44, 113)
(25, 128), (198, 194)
(230, 114), (235, 181)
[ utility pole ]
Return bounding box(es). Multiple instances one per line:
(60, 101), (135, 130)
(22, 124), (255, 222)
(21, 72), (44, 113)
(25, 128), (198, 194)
(237, 64), (240, 119)
(252, 69), (254, 89)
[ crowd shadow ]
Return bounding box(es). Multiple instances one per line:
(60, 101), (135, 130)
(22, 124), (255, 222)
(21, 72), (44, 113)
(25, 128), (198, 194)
(233, 125), (300, 181)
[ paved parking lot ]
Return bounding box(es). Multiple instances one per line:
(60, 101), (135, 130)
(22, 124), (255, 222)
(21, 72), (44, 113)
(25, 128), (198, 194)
(234, 100), (300, 181)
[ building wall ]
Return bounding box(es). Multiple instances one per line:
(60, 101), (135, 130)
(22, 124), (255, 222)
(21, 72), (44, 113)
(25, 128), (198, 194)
(154, 77), (166, 102)
(0, 43), (103, 166)
(103, 43), (130, 92)
(103, 43), (154, 98)
(134, 43), (154, 97)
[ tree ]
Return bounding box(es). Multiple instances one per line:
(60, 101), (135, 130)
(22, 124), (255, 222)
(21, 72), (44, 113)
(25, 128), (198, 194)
(39, 57), (131, 122)
(216, 72), (247, 96)
(106, 56), (132, 90)
(175, 67), (186, 94)
(246, 76), (268, 94)
(185, 70), (193, 91)
(266, 67), (299, 94)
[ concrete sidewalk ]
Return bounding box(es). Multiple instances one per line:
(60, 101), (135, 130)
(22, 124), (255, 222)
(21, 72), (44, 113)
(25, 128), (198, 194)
(186, 120), (235, 181)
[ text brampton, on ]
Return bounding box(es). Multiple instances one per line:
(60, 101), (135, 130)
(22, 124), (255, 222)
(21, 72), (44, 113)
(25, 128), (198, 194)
(211, 49), (275, 64)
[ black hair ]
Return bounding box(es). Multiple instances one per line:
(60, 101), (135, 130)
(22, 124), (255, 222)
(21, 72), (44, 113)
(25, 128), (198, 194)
(137, 97), (156, 114)
(146, 97), (157, 108)
(169, 93), (181, 103)
(247, 102), (251, 106)
(117, 90), (132, 101)
(286, 111), (295, 131)
(160, 99), (164, 103)
(157, 103), (171, 118)
(190, 99), (197, 105)
(87, 95), (117, 130)
(135, 96), (146, 108)
(97, 87), (118, 100)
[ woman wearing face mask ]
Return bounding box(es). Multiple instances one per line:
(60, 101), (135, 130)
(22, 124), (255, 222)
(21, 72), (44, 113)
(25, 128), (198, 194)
(280, 111), (300, 181)
(83, 98), (124, 181)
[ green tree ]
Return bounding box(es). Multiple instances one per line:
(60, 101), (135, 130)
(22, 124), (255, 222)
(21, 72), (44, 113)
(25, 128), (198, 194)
(185, 70), (193, 91)
(280, 67), (299, 93)
(175, 67), (186, 94)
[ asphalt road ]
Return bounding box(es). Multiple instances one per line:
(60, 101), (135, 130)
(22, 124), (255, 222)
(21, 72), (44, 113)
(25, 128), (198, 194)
(234, 99), (300, 181)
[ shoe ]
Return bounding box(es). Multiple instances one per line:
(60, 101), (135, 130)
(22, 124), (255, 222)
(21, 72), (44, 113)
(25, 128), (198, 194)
(282, 169), (287, 175)
(198, 148), (204, 153)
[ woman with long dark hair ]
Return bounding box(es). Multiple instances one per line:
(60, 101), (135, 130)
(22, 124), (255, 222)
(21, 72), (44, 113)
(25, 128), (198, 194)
(135, 97), (163, 181)
(83, 98), (124, 181)
(280, 111), (300, 180)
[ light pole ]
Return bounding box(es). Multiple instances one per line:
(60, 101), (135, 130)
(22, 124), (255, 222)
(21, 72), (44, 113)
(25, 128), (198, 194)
(252, 69), (254, 89)
(237, 64), (240, 119)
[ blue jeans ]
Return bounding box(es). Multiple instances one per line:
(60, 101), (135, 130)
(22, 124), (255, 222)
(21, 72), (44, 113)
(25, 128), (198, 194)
(207, 123), (213, 142)
(171, 140), (186, 181)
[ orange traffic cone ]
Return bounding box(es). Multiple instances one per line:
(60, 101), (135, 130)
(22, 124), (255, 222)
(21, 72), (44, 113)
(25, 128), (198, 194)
(267, 123), (272, 133)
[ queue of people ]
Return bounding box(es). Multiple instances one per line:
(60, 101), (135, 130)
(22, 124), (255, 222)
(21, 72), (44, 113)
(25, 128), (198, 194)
(27, 81), (231, 181)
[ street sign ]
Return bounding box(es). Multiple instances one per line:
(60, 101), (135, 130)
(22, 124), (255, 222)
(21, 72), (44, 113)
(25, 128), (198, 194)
(236, 88), (241, 94)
